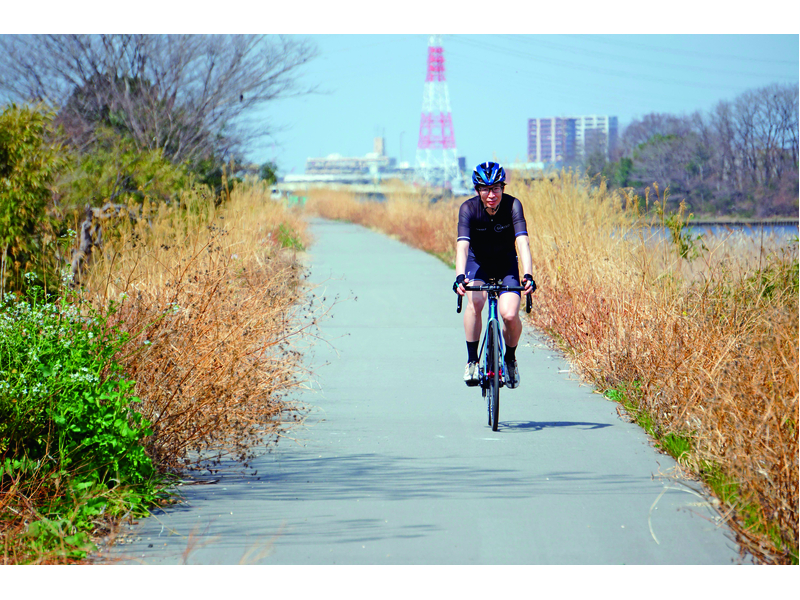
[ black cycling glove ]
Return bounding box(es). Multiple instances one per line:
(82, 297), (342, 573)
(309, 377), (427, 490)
(453, 273), (466, 293)
(522, 274), (536, 293)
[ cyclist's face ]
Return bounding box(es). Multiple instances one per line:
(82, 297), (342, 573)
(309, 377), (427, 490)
(478, 184), (504, 211)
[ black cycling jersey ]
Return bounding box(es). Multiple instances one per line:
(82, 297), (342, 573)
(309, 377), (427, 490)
(457, 193), (528, 267)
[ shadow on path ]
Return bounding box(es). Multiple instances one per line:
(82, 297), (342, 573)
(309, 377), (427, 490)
(500, 420), (613, 432)
(154, 451), (663, 518)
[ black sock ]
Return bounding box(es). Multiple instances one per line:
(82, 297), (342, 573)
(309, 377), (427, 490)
(467, 341), (479, 363)
(505, 344), (516, 363)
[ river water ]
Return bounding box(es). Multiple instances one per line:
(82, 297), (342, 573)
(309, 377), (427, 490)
(639, 222), (799, 246)
(687, 222), (798, 241)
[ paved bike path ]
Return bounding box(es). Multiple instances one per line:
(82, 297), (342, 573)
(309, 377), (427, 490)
(108, 218), (744, 564)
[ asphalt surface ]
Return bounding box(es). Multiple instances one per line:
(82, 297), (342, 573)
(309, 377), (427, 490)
(105, 217), (745, 565)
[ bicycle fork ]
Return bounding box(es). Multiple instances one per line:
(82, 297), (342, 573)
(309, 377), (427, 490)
(480, 296), (506, 389)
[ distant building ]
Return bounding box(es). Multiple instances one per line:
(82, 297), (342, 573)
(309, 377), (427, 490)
(305, 138), (394, 177)
(527, 117), (574, 164)
(285, 137), (463, 187)
(528, 115), (618, 165)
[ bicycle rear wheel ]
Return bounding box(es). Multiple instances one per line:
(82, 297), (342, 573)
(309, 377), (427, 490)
(487, 320), (500, 431)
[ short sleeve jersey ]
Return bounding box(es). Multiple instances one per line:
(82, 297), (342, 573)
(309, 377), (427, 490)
(457, 193), (528, 266)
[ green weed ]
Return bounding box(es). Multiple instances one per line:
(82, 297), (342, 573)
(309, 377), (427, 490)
(700, 461), (797, 564)
(604, 382), (693, 465)
(0, 283), (159, 562)
(655, 194), (707, 261)
(276, 222), (305, 251)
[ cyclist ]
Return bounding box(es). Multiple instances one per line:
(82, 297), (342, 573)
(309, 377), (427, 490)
(453, 161), (534, 388)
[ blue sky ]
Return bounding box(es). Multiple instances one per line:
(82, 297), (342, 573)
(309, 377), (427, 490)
(255, 33), (799, 176)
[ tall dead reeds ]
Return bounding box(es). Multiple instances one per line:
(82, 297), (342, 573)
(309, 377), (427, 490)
(514, 174), (797, 563)
(81, 180), (316, 472)
(305, 184), (457, 263)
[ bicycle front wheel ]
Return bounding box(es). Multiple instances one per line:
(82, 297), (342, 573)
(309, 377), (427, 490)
(487, 320), (500, 431)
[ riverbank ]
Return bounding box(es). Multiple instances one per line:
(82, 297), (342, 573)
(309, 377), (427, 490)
(690, 217), (798, 227)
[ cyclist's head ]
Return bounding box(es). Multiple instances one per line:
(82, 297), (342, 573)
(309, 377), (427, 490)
(472, 161), (506, 190)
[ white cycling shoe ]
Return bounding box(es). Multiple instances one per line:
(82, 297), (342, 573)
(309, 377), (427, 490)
(505, 360), (520, 389)
(463, 362), (479, 387)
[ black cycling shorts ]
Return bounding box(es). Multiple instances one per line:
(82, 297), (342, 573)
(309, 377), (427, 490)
(464, 255), (521, 296)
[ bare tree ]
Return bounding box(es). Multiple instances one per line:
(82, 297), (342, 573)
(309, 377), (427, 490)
(707, 100), (741, 192)
(733, 89), (761, 188)
(617, 112), (695, 157)
(615, 83), (798, 216)
(0, 35), (317, 167)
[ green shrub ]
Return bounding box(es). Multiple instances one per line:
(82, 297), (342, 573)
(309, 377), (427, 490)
(0, 104), (66, 295)
(58, 126), (189, 208)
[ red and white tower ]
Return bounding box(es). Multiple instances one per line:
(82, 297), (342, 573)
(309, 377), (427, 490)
(415, 35), (461, 189)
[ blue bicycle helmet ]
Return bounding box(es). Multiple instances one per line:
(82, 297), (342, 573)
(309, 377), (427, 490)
(472, 161), (506, 188)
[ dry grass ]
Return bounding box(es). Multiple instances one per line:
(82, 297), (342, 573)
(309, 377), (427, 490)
(518, 176), (797, 563)
(1, 180), (317, 564)
(305, 183), (457, 263)
(81, 179), (317, 472)
(303, 173), (799, 564)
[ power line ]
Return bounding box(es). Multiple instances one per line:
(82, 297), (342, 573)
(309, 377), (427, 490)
(499, 34), (794, 80)
(445, 49), (647, 111)
(573, 34), (798, 65)
(443, 45), (782, 126)
(447, 35), (750, 94)
(448, 35), (759, 92)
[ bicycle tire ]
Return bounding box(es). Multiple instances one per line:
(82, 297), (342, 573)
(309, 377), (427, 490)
(483, 335), (491, 426)
(488, 320), (500, 431)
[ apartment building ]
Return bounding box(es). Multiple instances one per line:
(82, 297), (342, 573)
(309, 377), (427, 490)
(528, 115), (618, 165)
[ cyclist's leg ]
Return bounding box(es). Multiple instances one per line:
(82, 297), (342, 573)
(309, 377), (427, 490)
(498, 290), (522, 388)
(498, 268), (523, 389)
(464, 257), (488, 343)
(463, 260), (487, 385)
(463, 280), (486, 386)
(498, 291), (522, 347)
(464, 283), (486, 342)
(498, 269), (523, 348)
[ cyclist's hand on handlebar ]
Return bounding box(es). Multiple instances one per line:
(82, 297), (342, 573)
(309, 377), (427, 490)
(522, 274), (536, 295)
(453, 273), (469, 296)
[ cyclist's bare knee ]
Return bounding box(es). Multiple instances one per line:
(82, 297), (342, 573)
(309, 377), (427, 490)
(498, 293), (521, 322)
(466, 282), (487, 313)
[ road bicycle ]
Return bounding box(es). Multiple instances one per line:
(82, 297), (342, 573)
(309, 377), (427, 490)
(457, 280), (532, 431)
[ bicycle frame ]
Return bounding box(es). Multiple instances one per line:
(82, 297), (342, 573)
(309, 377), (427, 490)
(477, 288), (505, 388)
(456, 280), (531, 430)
